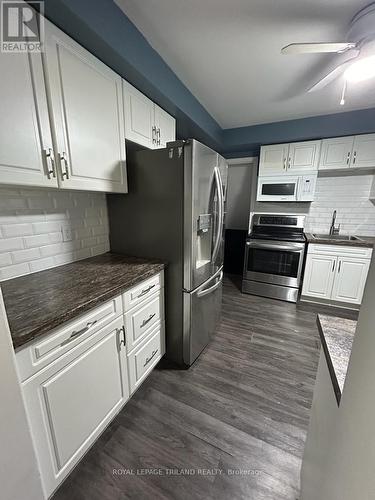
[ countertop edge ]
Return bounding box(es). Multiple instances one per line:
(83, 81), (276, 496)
(12, 263), (165, 351)
(316, 316), (342, 406)
(306, 233), (374, 248)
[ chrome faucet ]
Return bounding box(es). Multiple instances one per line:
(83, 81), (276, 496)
(329, 210), (340, 236)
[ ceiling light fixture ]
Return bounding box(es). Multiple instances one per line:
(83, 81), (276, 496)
(344, 55), (375, 82)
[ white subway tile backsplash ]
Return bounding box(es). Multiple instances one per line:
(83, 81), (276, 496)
(0, 187), (110, 281)
(2, 223), (33, 238)
(12, 248), (40, 264)
(0, 237), (24, 252)
(305, 174), (375, 236)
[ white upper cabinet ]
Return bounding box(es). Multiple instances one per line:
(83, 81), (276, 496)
(123, 81), (155, 148)
(287, 141), (320, 173)
(351, 134), (375, 168)
(44, 20), (127, 193)
(259, 143), (289, 176)
(154, 104), (176, 148)
(259, 141), (320, 176)
(123, 81), (176, 149)
(0, 50), (57, 188)
(319, 137), (354, 170)
(319, 134), (375, 171)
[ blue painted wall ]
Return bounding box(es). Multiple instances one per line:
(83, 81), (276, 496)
(37, 1), (375, 158)
(39, 0), (223, 151)
(223, 108), (375, 157)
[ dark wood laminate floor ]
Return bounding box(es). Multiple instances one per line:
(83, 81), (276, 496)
(53, 276), (356, 500)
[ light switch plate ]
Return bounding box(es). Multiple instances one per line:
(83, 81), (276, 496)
(61, 225), (73, 242)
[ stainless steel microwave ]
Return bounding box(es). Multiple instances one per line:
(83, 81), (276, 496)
(257, 175), (317, 202)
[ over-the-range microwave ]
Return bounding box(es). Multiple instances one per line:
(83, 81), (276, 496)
(257, 174), (317, 202)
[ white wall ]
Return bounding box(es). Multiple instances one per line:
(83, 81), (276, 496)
(0, 289), (44, 500)
(226, 158), (257, 230)
(0, 187), (110, 281)
(305, 174), (375, 236)
(301, 252), (375, 499)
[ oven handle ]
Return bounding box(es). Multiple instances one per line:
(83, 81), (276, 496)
(246, 240), (305, 252)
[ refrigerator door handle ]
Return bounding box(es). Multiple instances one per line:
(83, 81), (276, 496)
(197, 271), (223, 298)
(211, 166), (224, 263)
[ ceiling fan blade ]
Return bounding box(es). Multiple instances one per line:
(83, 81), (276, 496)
(307, 54), (359, 92)
(281, 42), (357, 54)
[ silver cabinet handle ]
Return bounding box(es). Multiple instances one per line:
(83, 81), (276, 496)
(353, 151), (357, 164)
(59, 152), (69, 179)
(144, 349), (158, 367)
(332, 260), (336, 272)
(288, 157), (291, 169)
(283, 158), (286, 170)
(44, 148), (56, 178)
(346, 152), (351, 165)
(60, 320), (97, 347)
(152, 126), (157, 145)
(118, 325), (126, 347)
(157, 128), (161, 146)
(137, 284), (156, 299)
(140, 313), (156, 328)
(338, 260), (342, 273)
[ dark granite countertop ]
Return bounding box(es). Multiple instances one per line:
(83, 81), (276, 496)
(306, 233), (375, 248)
(317, 314), (357, 404)
(1, 253), (165, 350)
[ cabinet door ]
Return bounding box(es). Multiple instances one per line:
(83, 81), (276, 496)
(331, 257), (370, 304)
(259, 144), (289, 176)
(22, 318), (129, 497)
(44, 21), (127, 193)
(154, 104), (176, 148)
(319, 137), (354, 170)
(123, 80), (156, 148)
(351, 134), (375, 169)
(302, 253), (336, 299)
(0, 50), (57, 188)
(288, 141), (321, 173)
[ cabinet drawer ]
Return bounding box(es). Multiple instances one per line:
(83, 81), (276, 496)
(122, 272), (163, 311)
(308, 244), (373, 259)
(125, 291), (163, 352)
(16, 295), (123, 382)
(128, 322), (165, 394)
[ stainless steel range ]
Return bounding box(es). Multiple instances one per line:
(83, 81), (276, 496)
(242, 214), (306, 303)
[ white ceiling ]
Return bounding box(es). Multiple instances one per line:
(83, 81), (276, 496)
(115, 0), (375, 129)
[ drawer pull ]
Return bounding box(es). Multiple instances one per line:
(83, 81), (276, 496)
(137, 284), (156, 299)
(144, 349), (158, 367)
(60, 320), (98, 347)
(140, 313), (156, 328)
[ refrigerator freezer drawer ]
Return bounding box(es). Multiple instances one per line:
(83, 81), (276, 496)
(183, 268), (223, 366)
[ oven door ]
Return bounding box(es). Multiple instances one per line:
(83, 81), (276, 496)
(244, 239), (305, 288)
(257, 176), (299, 202)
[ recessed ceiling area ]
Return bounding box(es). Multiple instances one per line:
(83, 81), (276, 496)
(115, 0), (374, 129)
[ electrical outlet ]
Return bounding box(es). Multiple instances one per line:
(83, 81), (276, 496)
(61, 225), (73, 242)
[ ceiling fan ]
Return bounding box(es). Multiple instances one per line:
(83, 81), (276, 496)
(281, 3), (375, 96)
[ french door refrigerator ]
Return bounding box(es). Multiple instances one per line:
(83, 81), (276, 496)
(108, 139), (227, 366)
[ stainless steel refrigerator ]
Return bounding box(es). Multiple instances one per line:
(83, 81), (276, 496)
(107, 139), (228, 366)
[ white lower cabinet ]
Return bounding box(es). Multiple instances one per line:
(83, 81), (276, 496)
(302, 245), (372, 306)
(127, 322), (165, 394)
(20, 315), (129, 497)
(16, 271), (165, 498)
(331, 257), (370, 304)
(302, 254), (336, 299)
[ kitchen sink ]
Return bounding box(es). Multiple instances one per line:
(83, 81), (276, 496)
(311, 234), (363, 242)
